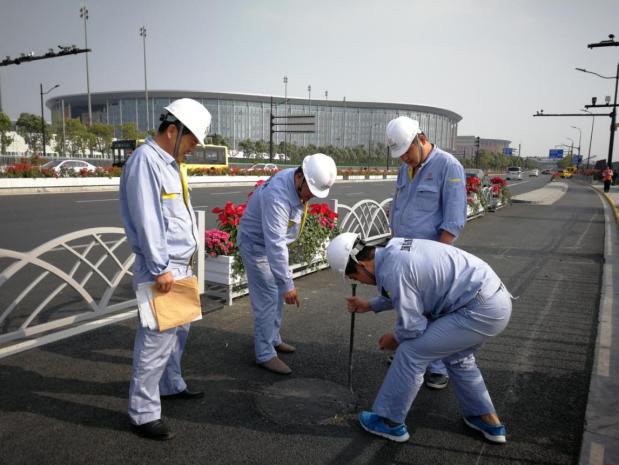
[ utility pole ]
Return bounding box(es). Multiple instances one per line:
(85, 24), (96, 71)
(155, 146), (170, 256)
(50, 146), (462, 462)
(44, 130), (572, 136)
(79, 6), (92, 126)
(586, 34), (619, 168)
(582, 109), (596, 168)
(40, 83), (60, 158)
(139, 26), (149, 132)
(475, 136), (480, 168)
(269, 96), (274, 163)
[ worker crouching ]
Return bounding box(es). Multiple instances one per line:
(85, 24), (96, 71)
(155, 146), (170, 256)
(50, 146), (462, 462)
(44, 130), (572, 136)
(326, 233), (512, 443)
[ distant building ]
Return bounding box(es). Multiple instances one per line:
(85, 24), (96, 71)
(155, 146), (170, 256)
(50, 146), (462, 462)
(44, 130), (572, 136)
(455, 136), (512, 158)
(47, 90), (462, 152)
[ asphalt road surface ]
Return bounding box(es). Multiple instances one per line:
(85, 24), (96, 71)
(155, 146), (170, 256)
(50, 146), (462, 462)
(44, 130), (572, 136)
(0, 176), (603, 465)
(0, 174), (549, 252)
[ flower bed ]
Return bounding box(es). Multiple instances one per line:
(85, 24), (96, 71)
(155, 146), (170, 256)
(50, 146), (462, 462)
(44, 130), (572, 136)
(490, 177), (510, 207)
(0, 161), (122, 178)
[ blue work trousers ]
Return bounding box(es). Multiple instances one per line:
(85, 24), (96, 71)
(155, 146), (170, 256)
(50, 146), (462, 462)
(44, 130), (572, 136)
(372, 285), (512, 424)
(239, 241), (285, 364)
(128, 267), (192, 425)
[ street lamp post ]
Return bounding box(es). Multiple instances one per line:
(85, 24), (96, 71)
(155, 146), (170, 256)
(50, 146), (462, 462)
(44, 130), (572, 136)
(581, 109), (596, 168)
(40, 83), (60, 158)
(79, 6), (92, 126)
(570, 125), (582, 165)
(566, 137), (575, 160)
(283, 76), (288, 157)
(576, 62), (619, 168)
(139, 26), (149, 132)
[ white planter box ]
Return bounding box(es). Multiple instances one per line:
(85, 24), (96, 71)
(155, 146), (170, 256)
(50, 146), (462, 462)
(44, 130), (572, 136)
(467, 202), (485, 218)
(204, 254), (245, 285)
(204, 247), (328, 305)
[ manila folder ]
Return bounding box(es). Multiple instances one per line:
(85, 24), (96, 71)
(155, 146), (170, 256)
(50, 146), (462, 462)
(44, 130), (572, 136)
(151, 276), (202, 332)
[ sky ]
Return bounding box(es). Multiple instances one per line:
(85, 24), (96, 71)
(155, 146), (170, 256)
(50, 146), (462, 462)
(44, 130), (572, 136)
(1, 0), (618, 159)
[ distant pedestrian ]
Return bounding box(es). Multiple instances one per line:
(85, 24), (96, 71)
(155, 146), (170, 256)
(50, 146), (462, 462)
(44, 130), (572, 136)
(603, 164), (613, 193)
(327, 233), (512, 444)
(385, 116), (467, 390)
(120, 98), (211, 441)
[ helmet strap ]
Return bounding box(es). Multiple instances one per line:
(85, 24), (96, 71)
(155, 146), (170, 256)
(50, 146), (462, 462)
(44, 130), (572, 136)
(296, 174), (306, 199)
(172, 122), (185, 160)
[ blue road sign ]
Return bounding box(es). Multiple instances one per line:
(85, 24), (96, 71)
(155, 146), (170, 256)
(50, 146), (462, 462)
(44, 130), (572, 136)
(549, 149), (564, 159)
(502, 147), (513, 155)
(573, 155), (583, 164)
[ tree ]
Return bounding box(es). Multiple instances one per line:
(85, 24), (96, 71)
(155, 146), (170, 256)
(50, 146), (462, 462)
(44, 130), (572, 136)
(16, 112), (50, 154)
(238, 139), (256, 157)
(208, 133), (230, 147)
(0, 111), (14, 154)
(64, 118), (90, 156)
(89, 123), (115, 156)
(121, 122), (141, 140)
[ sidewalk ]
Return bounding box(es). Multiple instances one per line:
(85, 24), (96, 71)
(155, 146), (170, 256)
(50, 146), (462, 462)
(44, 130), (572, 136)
(581, 183), (619, 465)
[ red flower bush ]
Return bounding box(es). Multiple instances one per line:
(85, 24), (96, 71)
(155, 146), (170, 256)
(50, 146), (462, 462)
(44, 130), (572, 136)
(466, 176), (480, 194)
(309, 203), (338, 230)
(490, 177), (507, 187)
(205, 229), (234, 257)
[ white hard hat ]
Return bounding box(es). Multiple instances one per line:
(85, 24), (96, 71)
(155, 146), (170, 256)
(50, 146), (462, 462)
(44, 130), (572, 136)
(386, 116), (421, 158)
(302, 153), (337, 198)
(326, 232), (360, 276)
(163, 98), (212, 143)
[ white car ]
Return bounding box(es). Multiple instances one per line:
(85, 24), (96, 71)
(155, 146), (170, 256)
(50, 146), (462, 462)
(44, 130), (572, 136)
(41, 159), (97, 175)
(529, 169), (539, 177)
(249, 163), (278, 172)
(506, 167), (523, 180)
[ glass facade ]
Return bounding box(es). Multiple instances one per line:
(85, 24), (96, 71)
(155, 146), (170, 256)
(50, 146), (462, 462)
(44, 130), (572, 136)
(49, 92), (461, 151)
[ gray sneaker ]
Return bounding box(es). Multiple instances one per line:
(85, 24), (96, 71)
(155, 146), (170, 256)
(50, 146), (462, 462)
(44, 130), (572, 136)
(425, 373), (449, 389)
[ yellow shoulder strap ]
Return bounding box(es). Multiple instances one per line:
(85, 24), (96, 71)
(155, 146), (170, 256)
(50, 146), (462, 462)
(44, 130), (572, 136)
(179, 163), (189, 206)
(289, 203), (309, 247)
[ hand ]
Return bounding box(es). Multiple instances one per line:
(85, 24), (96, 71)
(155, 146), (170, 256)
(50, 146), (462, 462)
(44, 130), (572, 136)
(378, 332), (399, 351)
(284, 288), (300, 307)
(155, 272), (174, 293)
(439, 230), (455, 245)
(346, 297), (371, 314)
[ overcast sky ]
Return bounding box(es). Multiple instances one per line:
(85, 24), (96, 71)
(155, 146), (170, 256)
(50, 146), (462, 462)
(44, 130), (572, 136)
(1, 0), (618, 159)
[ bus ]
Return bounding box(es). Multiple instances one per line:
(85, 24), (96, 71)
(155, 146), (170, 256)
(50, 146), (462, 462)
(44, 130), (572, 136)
(184, 144), (228, 172)
(110, 140), (228, 172)
(111, 139), (144, 167)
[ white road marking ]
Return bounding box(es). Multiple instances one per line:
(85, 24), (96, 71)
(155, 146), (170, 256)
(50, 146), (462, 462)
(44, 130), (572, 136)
(345, 192), (365, 196)
(597, 263), (612, 377)
(589, 442), (604, 465)
(212, 191), (241, 195)
(76, 198), (118, 203)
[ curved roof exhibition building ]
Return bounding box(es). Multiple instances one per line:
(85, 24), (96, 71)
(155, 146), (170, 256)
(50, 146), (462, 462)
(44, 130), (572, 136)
(47, 90), (462, 151)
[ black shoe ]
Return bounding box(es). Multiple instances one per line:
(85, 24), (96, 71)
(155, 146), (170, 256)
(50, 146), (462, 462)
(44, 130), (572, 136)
(160, 388), (204, 400)
(425, 373), (449, 390)
(131, 419), (174, 441)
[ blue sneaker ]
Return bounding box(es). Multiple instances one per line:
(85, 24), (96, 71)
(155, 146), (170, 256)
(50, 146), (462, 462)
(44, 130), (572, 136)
(358, 411), (410, 443)
(463, 416), (507, 444)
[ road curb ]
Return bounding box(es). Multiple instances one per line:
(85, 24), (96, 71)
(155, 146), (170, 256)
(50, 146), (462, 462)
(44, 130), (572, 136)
(579, 187), (619, 465)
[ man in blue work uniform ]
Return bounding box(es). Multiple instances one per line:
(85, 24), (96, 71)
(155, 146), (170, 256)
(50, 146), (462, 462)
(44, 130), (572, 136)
(386, 116), (467, 390)
(327, 233), (511, 444)
(238, 153), (337, 374)
(120, 98), (211, 441)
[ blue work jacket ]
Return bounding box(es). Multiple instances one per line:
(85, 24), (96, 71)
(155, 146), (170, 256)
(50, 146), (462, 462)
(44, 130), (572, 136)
(238, 168), (305, 292)
(369, 238), (502, 342)
(390, 147), (467, 241)
(119, 138), (198, 288)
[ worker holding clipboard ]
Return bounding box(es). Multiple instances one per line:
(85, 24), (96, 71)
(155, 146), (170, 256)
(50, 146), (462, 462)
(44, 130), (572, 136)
(120, 98), (211, 441)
